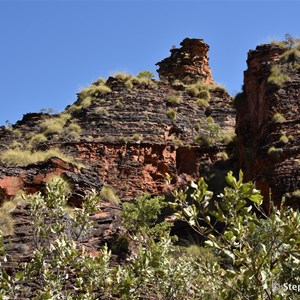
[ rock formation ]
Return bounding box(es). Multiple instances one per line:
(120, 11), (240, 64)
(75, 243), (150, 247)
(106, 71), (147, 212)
(156, 38), (214, 84)
(236, 43), (300, 208)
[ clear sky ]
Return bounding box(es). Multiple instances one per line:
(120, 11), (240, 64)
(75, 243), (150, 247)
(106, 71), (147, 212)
(0, 0), (299, 126)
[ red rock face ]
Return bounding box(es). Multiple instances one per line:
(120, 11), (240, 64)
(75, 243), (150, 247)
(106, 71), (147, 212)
(74, 142), (214, 200)
(236, 43), (300, 208)
(156, 38), (214, 84)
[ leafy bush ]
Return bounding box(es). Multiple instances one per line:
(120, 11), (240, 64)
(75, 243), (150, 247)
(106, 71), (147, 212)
(0, 148), (81, 167)
(113, 72), (132, 81)
(221, 129), (236, 144)
(121, 194), (168, 237)
(28, 133), (47, 148)
(40, 117), (65, 136)
(136, 70), (155, 79)
(166, 109), (177, 120)
(185, 81), (211, 100)
(198, 89), (211, 101)
(268, 146), (283, 158)
(196, 98), (209, 107)
(0, 210), (14, 236)
(268, 65), (290, 87)
(279, 134), (289, 144)
(92, 77), (106, 86)
(169, 171), (300, 299)
(166, 94), (182, 104)
(272, 112), (286, 123)
(2, 172), (300, 299)
(100, 186), (120, 205)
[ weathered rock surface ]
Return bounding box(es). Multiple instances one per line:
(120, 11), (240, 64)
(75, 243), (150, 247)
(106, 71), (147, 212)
(236, 43), (300, 208)
(156, 38), (214, 84)
(0, 38), (237, 270)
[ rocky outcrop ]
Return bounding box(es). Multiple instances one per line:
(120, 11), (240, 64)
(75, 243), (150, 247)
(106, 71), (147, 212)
(236, 43), (300, 208)
(156, 38), (214, 84)
(0, 158), (102, 206)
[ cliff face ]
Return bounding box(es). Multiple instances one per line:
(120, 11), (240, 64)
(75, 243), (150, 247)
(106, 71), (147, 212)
(0, 39), (235, 204)
(236, 43), (300, 208)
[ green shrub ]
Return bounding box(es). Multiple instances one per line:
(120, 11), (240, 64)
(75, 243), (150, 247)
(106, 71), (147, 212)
(12, 129), (22, 138)
(40, 118), (65, 136)
(95, 107), (109, 116)
(80, 96), (93, 108)
(29, 133), (47, 148)
(128, 76), (156, 88)
(166, 94), (182, 104)
(185, 81), (210, 97)
(166, 109), (177, 120)
(2, 172), (300, 299)
(100, 186), (120, 205)
(0, 201), (17, 214)
(268, 65), (290, 87)
(0, 148), (81, 167)
(92, 77), (106, 86)
(221, 129), (236, 144)
(206, 116), (214, 123)
(121, 194), (169, 238)
(66, 122), (81, 133)
(281, 47), (300, 63)
(196, 98), (209, 107)
(279, 134), (289, 143)
(218, 151), (229, 161)
(78, 85), (111, 100)
(169, 170), (300, 299)
(291, 189), (300, 198)
(115, 100), (124, 109)
(268, 146), (283, 158)
(198, 89), (211, 101)
(132, 133), (143, 141)
(272, 112), (286, 123)
(10, 141), (23, 149)
(0, 207), (14, 236)
(124, 80), (133, 89)
(0, 212), (14, 236)
(136, 70), (155, 79)
(114, 72), (132, 81)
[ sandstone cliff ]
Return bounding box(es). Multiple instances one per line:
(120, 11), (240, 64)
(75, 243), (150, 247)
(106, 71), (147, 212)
(236, 41), (300, 209)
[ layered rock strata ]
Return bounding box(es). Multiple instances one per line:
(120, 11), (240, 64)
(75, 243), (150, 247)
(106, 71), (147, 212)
(236, 43), (300, 208)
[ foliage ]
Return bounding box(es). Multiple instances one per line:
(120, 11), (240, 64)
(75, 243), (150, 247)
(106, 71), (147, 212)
(279, 134), (289, 144)
(136, 70), (155, 79)
(0, 148), (82, 168)
(185, 81), (212, 101)
(28, 133), (47, 148)
(40, 117), (65, 136)
(114, 72), (132, 81)
(166, 94), (182, 104)
(121, 194), (169, 239)
(196, 98), (209, 107)
(166, 108), (177, 120)
(272, 112), (286, 123)
(195, 118), (221, 146)
(0, 209), (14, 237)
(268, 65), (291, 87)
(1, 173), (300, 299)
(221, 129), (236, 144)
(100, 186), (120, 205)
(169, 170), (300, 299)
(268, 146), (283, 158)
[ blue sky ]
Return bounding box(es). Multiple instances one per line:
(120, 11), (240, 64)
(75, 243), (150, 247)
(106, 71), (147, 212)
(0, 0), (299, 126)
